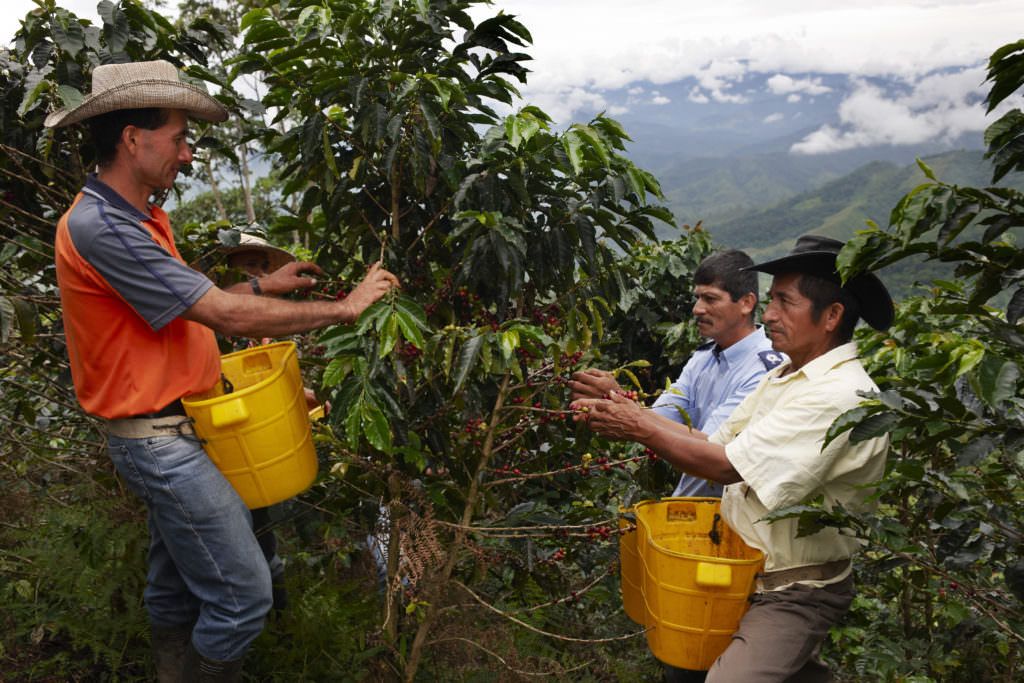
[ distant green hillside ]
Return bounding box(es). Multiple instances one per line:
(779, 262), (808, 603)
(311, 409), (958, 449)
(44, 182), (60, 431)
(655, 152), (856, 228)
(648, 142), (959, 239)
(699, 150), (1024, 298)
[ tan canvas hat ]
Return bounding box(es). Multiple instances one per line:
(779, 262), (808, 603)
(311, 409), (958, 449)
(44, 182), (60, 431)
(44, 60), (228, 128)
(221, 234), (296, 273)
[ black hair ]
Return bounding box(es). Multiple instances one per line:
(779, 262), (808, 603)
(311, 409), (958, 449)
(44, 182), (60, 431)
(795, 272), (861, 343)
(87, 108), (171, 167)
(694, 249), (758, 303)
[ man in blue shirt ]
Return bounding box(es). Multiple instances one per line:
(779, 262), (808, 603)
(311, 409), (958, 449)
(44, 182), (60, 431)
(649, 250), (784, 496)
(572, 250), (781, 499)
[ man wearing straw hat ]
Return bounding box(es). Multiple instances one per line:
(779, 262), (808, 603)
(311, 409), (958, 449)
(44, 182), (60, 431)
(572, 234), (893, 681)
(48, 60), (399, 681)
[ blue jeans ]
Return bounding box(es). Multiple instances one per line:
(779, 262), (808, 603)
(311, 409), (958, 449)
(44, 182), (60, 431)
(107, 432), (272, 661)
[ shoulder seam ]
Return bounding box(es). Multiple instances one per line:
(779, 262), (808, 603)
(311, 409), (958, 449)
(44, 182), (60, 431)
(95, 202), (193, 310)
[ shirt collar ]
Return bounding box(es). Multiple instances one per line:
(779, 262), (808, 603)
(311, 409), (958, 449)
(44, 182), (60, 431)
(84, 174), (152, 223)
(716, 325), (769, 365)
(773, 342), (860, 381)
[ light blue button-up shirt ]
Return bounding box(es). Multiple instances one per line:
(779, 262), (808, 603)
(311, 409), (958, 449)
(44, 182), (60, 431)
(651, 326), (783, 497)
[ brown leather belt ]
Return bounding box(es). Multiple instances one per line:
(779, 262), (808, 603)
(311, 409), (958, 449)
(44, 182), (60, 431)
(103, 416), (196, 439)
(756, 558), (851, 591)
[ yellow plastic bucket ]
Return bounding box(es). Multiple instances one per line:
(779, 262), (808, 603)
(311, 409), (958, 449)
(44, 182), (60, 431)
(636, 498), (764, 671)
(183, 341), (318, 509)
(619, 500), (655, 625)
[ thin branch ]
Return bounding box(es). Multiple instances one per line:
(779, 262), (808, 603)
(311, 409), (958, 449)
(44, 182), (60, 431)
(484, 454), (651, 488)
(427, 637), (591, 677)
(404, 195), (452, 256)
(454, 580), (647, 644)
(0, 414), (103, 450)
(433, 518), (618, 534)
(2, 377), (84, 413)
(0, 208), (57, 253)
(0, 143), (78, 182)
(0, 165), (70, 204)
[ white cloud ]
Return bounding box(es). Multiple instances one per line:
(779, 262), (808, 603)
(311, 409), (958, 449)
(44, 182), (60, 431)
(764, 112), (785, 124)
(533, 87), (610, 124)
(480, 1), (1023, 122)
(767, 74), (831, 96)
(688, 87), (710, 104)
(608, 105), (630, 116)
(790, 67), (1006, 154)
(693, 59), (750, 103)
(11, 0), (1021, 154)
(651, 93), (671, 105)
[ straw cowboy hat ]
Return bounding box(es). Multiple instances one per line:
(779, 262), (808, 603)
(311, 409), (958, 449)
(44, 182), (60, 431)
(748, 234), (895, 330)
(44, 60), (228, 128)
(221, 234), (296, 274)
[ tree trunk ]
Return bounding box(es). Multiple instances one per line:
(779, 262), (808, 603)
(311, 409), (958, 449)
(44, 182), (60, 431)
(238, 142), (256, 224)
(204, 160), (229, 222)
(385, 470), (403, 645)
(402, 374), (512, 681)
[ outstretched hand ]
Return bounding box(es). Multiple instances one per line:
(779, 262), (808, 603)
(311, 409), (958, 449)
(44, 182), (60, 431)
(260, 260), (324, 295)
(570, 390), (646, 441)
(568, 368), (622, 402)
(341, 262), (401, 322)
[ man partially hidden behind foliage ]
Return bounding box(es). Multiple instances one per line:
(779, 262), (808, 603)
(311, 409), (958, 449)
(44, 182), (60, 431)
(47, 60), (398, 681)
(573, 234), (895, 680)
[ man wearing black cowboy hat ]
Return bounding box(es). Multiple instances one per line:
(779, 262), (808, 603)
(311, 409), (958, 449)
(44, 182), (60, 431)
(572, 234), (893, 681)
(48, 60), (399, 681)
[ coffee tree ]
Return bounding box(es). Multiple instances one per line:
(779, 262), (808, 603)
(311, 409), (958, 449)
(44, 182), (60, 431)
(232, 0), (711, 677)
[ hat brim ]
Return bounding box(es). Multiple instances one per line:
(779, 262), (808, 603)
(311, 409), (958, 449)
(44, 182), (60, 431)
(749, 251), (894, 330)
(44, 79), (228, 128)
(222, 244), (296, 273)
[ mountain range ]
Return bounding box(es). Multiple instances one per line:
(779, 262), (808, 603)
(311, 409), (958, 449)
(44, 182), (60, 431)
(640, 147), (1022, 299)
(591, 73), (1018, 299)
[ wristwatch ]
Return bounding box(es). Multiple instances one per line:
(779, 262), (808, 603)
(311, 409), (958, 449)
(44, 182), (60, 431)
(249, 277), (262, 295)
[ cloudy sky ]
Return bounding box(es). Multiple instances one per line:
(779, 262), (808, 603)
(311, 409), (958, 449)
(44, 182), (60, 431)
(4, 0), (1023, 154)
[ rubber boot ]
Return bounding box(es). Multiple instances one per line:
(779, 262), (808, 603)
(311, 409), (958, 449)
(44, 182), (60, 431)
(271, 574), (289, 612)
(181, 642), (245, 682)
(151, 623), (192, 683)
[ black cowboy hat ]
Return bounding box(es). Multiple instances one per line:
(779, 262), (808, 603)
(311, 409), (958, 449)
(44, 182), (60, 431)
(748, 234), (894, 331)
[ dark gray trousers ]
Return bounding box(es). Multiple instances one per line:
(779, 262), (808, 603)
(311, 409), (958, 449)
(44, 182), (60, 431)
(705, 575), (855, 683)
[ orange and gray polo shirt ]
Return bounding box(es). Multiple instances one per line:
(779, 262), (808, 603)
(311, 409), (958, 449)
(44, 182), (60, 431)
(55, 176), (221, 420)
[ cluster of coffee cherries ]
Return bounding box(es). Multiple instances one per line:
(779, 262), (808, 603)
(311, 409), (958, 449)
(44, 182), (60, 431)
(460, 417), (489, 447)
(540, 547), (566, 565)
(396, 341), (422, 362)
(584, 524), (614, 541)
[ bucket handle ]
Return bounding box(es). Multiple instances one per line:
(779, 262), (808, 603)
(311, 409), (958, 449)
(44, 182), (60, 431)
(695, 561), (733, 588)
(209, 397), (250, 429)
